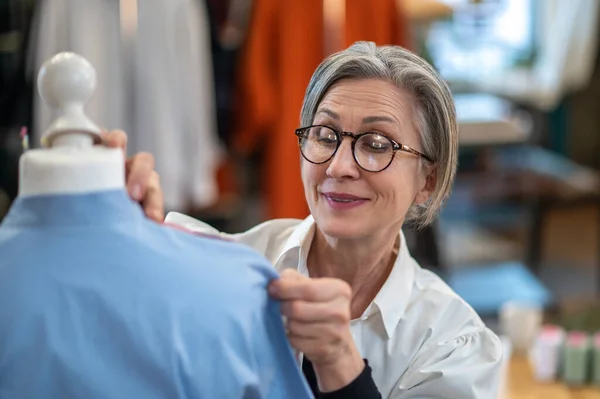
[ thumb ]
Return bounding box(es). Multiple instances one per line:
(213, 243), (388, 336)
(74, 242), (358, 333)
(279, 268), (307, 281)
(268, 268), (305, 297)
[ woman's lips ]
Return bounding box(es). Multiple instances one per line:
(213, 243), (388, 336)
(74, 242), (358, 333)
(321, 192), (369, 210)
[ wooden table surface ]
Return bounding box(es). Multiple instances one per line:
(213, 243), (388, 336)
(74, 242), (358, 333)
(508, 355), (600, 399)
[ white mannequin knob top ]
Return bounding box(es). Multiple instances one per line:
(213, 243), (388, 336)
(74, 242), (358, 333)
(37, 52), (102, 148)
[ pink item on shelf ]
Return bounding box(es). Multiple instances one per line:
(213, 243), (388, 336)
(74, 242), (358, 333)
(530, 324), (565, 382)
(567, 331), (589, 347)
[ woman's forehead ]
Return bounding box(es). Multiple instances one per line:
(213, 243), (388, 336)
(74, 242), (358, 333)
(317, 79), (415, 116)
(315, 79), (416, 132)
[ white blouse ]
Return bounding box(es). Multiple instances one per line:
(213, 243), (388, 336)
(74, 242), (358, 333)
(165, 212), (503, 398)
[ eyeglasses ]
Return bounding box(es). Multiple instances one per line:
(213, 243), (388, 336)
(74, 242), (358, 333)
(294, 125), (434, 173)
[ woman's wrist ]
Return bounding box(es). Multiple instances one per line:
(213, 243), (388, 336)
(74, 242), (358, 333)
(312, 338), (365, 392)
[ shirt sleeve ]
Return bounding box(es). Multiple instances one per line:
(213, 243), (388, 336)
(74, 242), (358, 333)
(392, 328), (503, 398)
(250, 286), (314, 399)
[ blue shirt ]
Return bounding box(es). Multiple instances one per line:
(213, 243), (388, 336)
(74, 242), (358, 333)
(0, 190), (312, 399)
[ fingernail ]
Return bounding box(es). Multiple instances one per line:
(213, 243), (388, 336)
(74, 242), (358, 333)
(130, 185), (142, 201)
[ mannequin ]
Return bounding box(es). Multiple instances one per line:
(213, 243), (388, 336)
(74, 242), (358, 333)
(0, 53), (311, 399)
(18, 52), (123, 197)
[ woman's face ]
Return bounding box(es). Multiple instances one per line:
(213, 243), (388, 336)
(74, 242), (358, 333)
(301, 78), (434, 240)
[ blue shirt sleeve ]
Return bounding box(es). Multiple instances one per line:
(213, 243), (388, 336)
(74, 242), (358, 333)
(227, 255), (312, 399)
(252, 295), (313, 399)
(181, 248), (313, 399)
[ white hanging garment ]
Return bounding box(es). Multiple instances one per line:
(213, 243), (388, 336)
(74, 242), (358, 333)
(29, 0), (221, 211)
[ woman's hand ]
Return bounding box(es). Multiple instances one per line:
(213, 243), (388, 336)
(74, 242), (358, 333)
(268, 269), (365, 392)
(101, 130), (165, 222)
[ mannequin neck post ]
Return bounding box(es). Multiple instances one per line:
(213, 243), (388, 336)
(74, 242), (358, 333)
(18, 146), (126, 197)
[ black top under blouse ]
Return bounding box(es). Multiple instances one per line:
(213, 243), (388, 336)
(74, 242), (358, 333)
(302, 357), (382, 398)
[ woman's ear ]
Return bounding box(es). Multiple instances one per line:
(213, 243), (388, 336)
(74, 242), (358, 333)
(414, 166), (437, 205)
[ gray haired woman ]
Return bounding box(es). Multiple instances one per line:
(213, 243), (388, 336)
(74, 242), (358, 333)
(108, 42), (502, 398)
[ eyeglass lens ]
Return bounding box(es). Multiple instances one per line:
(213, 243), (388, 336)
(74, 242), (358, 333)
(299, 126), (395, 172)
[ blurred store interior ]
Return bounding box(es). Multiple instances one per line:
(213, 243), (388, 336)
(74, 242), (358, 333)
(1, 0), (600, 396)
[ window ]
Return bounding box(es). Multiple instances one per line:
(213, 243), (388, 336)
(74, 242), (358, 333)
(425, 0), (537, 85)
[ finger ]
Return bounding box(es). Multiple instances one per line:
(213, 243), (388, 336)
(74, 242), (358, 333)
(286, 335), (319, 352)
(286, 320), (346, 340)
(142, 171), (164, 222)
(101, 129), (128, 154)
(270, 278), (351, 302)
(125, 152), (155, 202)
(286, 336), (333, 364)
(281, 298), (350, 323)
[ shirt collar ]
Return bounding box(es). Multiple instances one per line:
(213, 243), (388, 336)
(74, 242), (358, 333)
(274, 215), (316, 275)
(274, 215), (415, 339)
(1, 189), (144, 228)
(372, 231), (415, 338)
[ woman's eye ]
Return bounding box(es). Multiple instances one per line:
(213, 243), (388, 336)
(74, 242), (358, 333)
(316, 130), (337, 143)
(360, 135), (391, 152)
(317, 135), (336, 143)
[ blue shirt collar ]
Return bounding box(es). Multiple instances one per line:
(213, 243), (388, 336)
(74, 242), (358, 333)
(1, 189), (144, 228)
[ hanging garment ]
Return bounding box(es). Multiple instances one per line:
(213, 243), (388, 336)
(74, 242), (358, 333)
(29, 0), (221, 212)
(0, 1), (38, 204)
(204, 0), (253, 146)
(0, 189), (312, 398)
(232, 0), (412, 220)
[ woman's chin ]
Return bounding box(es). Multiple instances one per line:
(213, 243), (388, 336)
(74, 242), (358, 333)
(315, 216), (367, 240)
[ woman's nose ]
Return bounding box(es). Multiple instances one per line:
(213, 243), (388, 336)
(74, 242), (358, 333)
(326, 140), (360, 179)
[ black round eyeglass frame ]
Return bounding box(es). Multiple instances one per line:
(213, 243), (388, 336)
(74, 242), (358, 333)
(294, 125), (435, 173)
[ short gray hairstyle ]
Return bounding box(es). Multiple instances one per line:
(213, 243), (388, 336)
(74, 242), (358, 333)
(300, 41), (458, 228)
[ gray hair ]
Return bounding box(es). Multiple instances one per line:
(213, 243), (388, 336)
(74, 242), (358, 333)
(300, 41), (458, 228)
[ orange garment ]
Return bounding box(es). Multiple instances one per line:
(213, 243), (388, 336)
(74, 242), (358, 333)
(232, 0), (411, 220)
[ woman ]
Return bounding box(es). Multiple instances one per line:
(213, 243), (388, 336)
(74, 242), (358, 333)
(106, 42), (502, 398)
